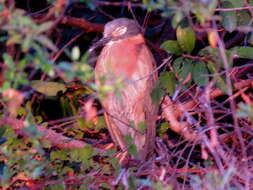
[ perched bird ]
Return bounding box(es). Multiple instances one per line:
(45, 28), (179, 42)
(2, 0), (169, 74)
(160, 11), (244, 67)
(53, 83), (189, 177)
(94, 18), (158, 160)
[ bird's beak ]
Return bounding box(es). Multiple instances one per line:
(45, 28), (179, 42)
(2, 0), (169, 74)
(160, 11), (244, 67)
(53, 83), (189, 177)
(89, 36), (112, 53)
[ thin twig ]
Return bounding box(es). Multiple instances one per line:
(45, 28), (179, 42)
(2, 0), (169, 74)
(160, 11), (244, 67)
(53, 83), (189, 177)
(215, 6), (253, 12)
(52, 31), (84, 63)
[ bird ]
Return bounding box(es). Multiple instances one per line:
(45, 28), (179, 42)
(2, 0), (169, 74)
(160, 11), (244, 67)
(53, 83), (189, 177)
(94, 18), (158, 161)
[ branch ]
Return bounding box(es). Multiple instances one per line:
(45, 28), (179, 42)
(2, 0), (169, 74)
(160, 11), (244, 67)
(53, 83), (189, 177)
(60, 16), (104, 33)
(215, 6), (253, 12)
(161, 79), (253, 140)
(1, 117), (103, 151)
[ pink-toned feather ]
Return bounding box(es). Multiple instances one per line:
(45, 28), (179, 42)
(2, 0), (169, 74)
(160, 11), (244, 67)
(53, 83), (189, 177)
(95, 29), (158, 160)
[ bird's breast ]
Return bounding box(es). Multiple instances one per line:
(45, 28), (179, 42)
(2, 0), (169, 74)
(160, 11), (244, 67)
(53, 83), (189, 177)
(97, 35), (146, 79)
(109, 42), (139, 77)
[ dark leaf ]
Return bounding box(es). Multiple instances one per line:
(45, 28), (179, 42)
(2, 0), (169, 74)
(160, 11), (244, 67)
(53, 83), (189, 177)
(220, 1), (237, 32)
(173, 58), (194, 86)
(151, 85), (164, 104)
(160, 40), (182, 55)
(193, 61), (209, 86)
(159, 71), (176, 96)
(207, 61), (227, 93)
(236, 47), (253, 59)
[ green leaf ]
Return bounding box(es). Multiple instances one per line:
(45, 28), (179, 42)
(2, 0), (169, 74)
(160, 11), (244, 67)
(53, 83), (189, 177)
(70, 145), (94, 162)
(172, 11), (184, 28)
(6, 34), (22, 45)
(0, 166), (10, 185)
(207, 61), (227, 93)
(153, 181), (173, 190)
(24, 124), (42, 137)
(227, 0), (243, 7)
(158, 122), (169, 138)
(173, 57), (184, 73)
(237, 103), (251, 118)
(178, 63), (193, 84)
(176, 26), (196, 53)
(123, 136), (138, 156)
(58, 62), (72, 71)
(128, 175), (137, 190)
(36, 21), (53, 34)
(22, 35), (32, 52)
(45, 183), (65, 190)
(151, 85), (164, 104)
(193, 61), (209, 86)
(95, 116), (106, 131)
(2, 125), (15, 137)
(159, 71), (176, 96)
(124, 135), (133, 144)
(236, 47), (253, 59)
(30, 166), (44, 179)
(127, 144), (138, 157)
(236, 10), (251, 26)
(82, 0), (97, 10)
(208, 0), (218, 11)
(1, 81), (11, 91)
(220, 1), (237, 32)
(138, 122), (147, 134)
(3, 53), (15, 68)
(237, 103), (253, 126)
(248, 33), (253, 45)
(59, 96), (76, 117)
(173, 58), (194, 86)
(192, 8), (206, 25)
(109, 157), (120, 170)
(81, 145), (94, 160)
(0, 125), (6, 138)
(35, 35), (57, 52)
(50, 150), (68, 160)
(31, 81), (66, 96)
(160, 40), (182, 55)
(41, 62), (54, 75)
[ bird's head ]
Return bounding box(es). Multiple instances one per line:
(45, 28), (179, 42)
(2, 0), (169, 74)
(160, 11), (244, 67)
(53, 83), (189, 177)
(89, 18), (142, 52)
(103, 18), (141, 40)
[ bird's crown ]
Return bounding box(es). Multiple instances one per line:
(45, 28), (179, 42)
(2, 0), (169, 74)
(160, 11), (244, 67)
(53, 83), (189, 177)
(103, 18), (142, 39)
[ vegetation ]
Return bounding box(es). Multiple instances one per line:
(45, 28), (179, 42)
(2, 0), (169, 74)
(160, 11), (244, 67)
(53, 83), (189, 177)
(0, 0), (253, 189)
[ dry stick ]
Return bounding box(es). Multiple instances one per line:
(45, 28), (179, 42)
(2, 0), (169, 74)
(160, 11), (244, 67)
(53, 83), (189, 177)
(161, 78), (253, 141)
(93, 0), (143, 7)
(52, 16), (105, 62)
(215, 28), (247, 159)
(197, 82), (232, 174)
(60, 16), (104, 33)
(160, 32), (251, 181)
(181, 78), (253, 118)
(244, 1), (253, 20)
(128, 2), (138, 24)
(181, 142), (198, 189)
(96, 7), (115, 20)
(52, 31), (84, 63)
(161, 96), (198, 141)
(215, 6), (253, 11)
(34, 5), (56, 23)
(34, 13), (104, 33)
(199, 82), (219, 148)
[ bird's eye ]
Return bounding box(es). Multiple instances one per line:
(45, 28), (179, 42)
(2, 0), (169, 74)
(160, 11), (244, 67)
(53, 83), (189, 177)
(112, 26), (127, 37)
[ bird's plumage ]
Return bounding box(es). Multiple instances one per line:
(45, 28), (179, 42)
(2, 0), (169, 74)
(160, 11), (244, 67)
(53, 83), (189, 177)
(95, 18), (158, 159)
